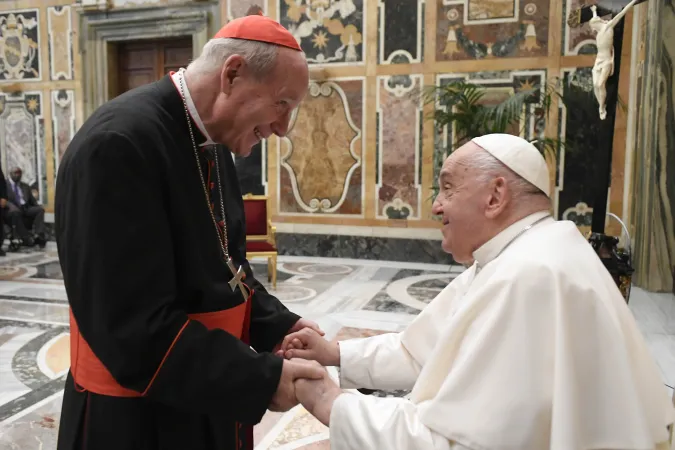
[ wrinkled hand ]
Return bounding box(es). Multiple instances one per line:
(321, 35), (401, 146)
(273, 318), (324, 355)
(269, 358), (325, 412)
(295, 369), (342, 426)
(288, 317), (324, 336)
(279, 328), (340, 366)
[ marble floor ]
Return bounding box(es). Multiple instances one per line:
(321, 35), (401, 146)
(0, 244), (674, 449)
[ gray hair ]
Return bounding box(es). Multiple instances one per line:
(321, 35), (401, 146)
(187, 38), (280, 79)
(469, 150), (546, 199)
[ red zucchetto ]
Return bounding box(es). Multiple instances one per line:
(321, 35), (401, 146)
(213, 15), (302, 51)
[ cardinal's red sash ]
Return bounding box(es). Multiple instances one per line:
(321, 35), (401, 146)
(69, 286), (254, 449)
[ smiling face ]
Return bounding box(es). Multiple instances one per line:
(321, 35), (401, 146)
(431, 143), (514, 263)
(213, 46), (309, 156)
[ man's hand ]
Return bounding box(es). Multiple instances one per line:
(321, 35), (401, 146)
(273, 317), (325, 355)
(295, 371), (342, 426)
(279, 328), (340, 367)
(287, 318), (324, 337)
(269, 358), (325, 412)
(0, 198), (6, 208)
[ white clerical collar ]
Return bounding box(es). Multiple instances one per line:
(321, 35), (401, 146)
(472, 210), (552, 268)
(170, 69), (215, 147)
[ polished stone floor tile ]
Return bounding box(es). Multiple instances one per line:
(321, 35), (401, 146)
(0, 247), (674, 449)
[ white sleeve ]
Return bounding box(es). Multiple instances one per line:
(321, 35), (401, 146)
(339, 332), (421, 391)
(329, 393), (468, 450)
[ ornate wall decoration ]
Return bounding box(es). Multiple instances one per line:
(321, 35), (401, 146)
(228, 0), (267, 20)
(436, 0), (549, 61)
(562, 202), (593, 235)
(0, 9), (40, 81)
(563, 0), (597, 55)
(278, 0), (364, 64)
(378, 0), (424, 64)
(434, 70), (547, 184)
(556, 67), (604, 223)
(278, 79), (364, 215)
(376, 75), (423, 220)
(51, 90), (76, 176)
(47, 6), (73, 81)
(0, 91), (47, 204)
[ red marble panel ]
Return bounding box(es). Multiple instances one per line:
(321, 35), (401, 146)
(436, 0), (550, 61)
(377, 75), (423, 220)
(564, 0), (598, 55)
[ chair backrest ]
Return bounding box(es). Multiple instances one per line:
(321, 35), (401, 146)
(242, 194), (268, 238)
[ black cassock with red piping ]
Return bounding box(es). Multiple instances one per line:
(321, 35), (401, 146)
(54, 74), (298, 450)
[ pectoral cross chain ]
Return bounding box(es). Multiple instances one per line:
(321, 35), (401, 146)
(178, 70), (249, 304)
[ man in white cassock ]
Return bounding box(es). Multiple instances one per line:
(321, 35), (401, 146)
(280, 134), (675, 450)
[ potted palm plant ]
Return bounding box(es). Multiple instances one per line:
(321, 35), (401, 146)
(422, 79), (634, 302)
(423, 79), (565, 200)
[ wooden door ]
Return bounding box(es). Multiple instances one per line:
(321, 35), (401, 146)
(114, 37), (193, 97)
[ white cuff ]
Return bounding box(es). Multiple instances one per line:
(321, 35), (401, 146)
(338, 339), (366, 389)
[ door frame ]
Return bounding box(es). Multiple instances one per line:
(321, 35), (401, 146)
(110, 36), (194, 99)
(77, 2), (219, 119)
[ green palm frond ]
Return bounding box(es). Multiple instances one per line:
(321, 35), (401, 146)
(422, 78), (569, 201)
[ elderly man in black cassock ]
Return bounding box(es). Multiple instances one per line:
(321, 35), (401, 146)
(55, 13), (325, 450)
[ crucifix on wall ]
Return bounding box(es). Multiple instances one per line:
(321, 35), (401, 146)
(567, 0), (647, 233)
(568, 0), (647, 121)
(567, 0), (649, 302)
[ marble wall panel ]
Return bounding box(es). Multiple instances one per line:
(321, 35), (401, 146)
(655, 2), (675, 292)
(51, 90), (75, 177)
(434, 70), (547, 184)
(110, 0), (161, 8)
(0, 91), (47, 204)
(228, 1), (266, 20)
(630, 0), (674, 292)
(436, 0), (549, 61)
(47, 6), (73, 81)
(0, 9), (41, 82)
(234, 140), (267, 196)
(563, 0), (598, 55)
(276, 233), (456, 264)
(278, 0), (365, 65)
(278, 78), (364, 216)
(376, 74), (423, 220)
(556, 67), (605, 233)
(378, 0), (424, 64)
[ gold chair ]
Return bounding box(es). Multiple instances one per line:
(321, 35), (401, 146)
(242, 194), (278, 289)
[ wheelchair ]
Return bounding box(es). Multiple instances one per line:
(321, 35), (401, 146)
(1, 212), (36, 252)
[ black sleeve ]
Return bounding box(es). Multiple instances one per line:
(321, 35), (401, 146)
(56, 131), (282, 424)
(230, 191), (299, 354)
(242, 261), (300, 353)
(0, 166), (7, 199)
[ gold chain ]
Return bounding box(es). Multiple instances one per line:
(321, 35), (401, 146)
(177, 70), (230, 260)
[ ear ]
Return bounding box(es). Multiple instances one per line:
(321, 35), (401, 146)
(220, 55), (245, 95)
(484, 176), (509, 219)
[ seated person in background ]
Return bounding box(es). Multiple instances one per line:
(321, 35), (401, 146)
(6, 167), (46, 248)
(280, 134), (674, 450)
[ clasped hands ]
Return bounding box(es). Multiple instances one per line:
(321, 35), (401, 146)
(269, 325), (342, 425)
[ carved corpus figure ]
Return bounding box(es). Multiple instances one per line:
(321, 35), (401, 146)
(589, 0), (639, 119)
